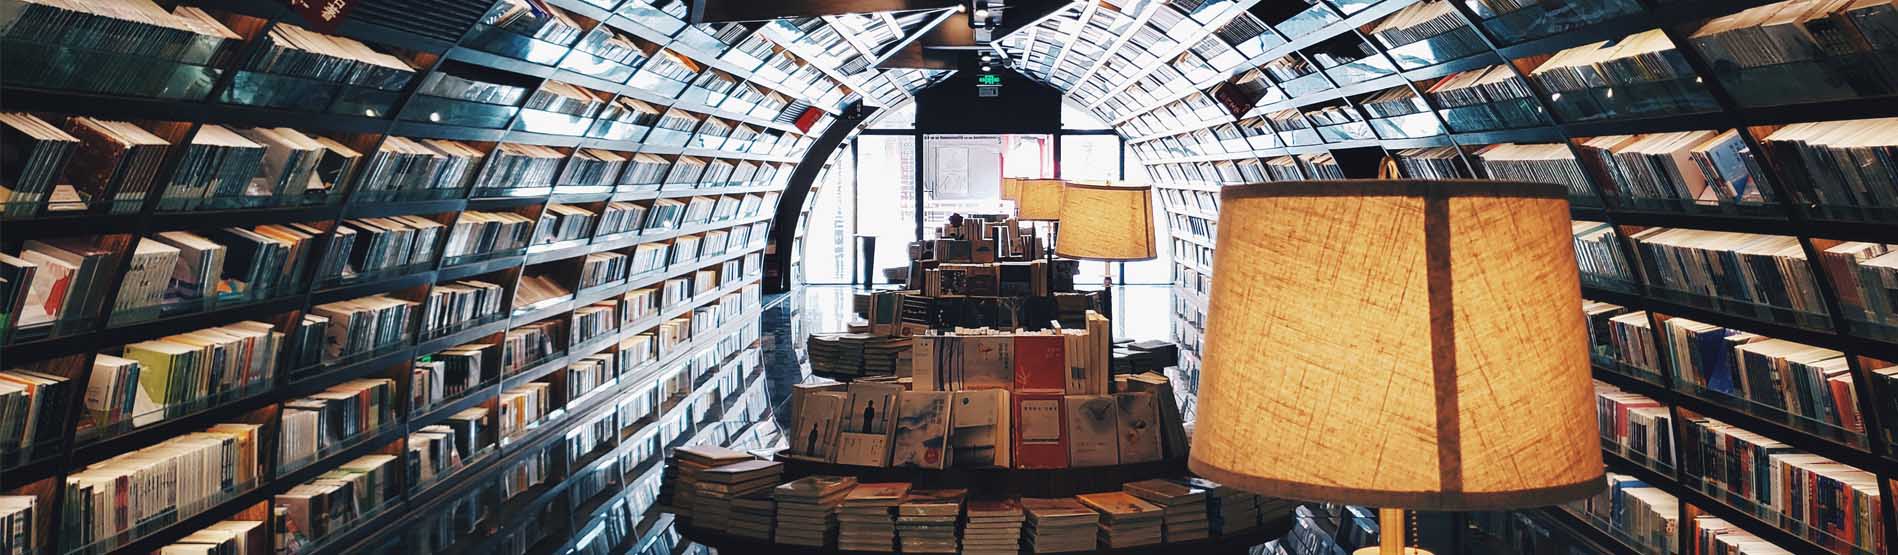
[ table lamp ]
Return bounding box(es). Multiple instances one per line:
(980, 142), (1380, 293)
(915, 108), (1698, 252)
(1014, 178), (1066, 222)
(1187, 180), (1604, 555)
(1001, 177), (1025, 203)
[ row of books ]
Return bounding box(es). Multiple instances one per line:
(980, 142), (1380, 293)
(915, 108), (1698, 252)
(62, 422), (264, 550)
(572, 301), (618, 345)
(276, 453), (402, 553)
(1572, 221), (1637, 285)
(155, 519), (267, 555)
(411, 409), (490, 487)
(502, 320), (562, 374)
(470, 143), (563, 192)
(1761, 118), (1898, 210)
(911, 324), (1112, 395)
(785, 372), (1186, 470)
(89, 321), (283, 433)
(1628, 229), (1826, 315)
(413, 343), (494, 412)
(496, 381), (552, 441)
(672, 445), (1290, 552)
(913, 260), (1063, 298)
(1595, 383), (1677, 470)
(442, 211), (536, 261)
(1818, 241), (1898, 326)
(319, 216), (446, 281)
(5, 0), (239, 92)
(419, 280), (506, 335)
(578, 252), (629, 290)
(310, 295), (417, 364)
(242, 22), (415, 90)
(1680, 416), (1885, 553)
(0, 367), (75, 454)
(1661, 316), (1865, 433)
(534, 204), (598, 245)
(1576, 130), (1767, 206)
(1688, 0), (1898, 71)
(280, 379), (397, 467)
(354, 137), (482, 197)
(1566, 472), (1679, 555)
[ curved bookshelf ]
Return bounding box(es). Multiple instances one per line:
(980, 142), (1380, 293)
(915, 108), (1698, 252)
(0, 1), (928, 555)
(1022, 1), (1898, 554)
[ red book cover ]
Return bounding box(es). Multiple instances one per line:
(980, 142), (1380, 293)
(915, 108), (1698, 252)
(1012, 393), (1067, 469)
(1827, 375), (1861, 432)
(792, 107), (822, 133)
(1012, 335), (1065, 392)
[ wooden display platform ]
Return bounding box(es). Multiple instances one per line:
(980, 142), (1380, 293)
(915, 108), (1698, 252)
(678, 515), (1294, 555)
(776, 458), (1190, 498)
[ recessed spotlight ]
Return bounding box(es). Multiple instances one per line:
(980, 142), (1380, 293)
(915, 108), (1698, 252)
(982, 65), (991, 71)
(974, 8), (989, 18)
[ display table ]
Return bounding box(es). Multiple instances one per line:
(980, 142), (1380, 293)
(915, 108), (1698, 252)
(679, 515), (1295, 555)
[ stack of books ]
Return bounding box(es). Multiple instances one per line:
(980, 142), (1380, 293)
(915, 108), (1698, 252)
(1022, 497), (1099, 553)
(962, 499), (1026, 555)
(838, 482), (910, 551)
(728, 489), (775, 541)
(690, 459), (782, 531)
(664, 445), (753, 520)
(808, 333), (911, 377)
(773, 475), (859, 547)
(1183, 477), (1259, 534)
(1125, 478), (1209, 541)
(896, 489), (965, 553)
(1077, 492), (1164, 548)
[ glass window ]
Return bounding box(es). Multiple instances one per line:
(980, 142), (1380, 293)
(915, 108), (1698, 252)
(1060, 135), (1121, 181)
(802, 145), (855, 284)
(1062, 101), (1111, 129)
(856, 135), (917, 284)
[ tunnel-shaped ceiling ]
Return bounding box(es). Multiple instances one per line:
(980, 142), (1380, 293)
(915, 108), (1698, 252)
(754, 9), (962, 108)
(992, 0), (1256, 123)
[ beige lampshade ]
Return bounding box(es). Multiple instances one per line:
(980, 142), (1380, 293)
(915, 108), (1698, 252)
(1188, 180), (1603, 511)
(1001, 178), (1024, 201)
(1015, 179), (1066, 221)
(1054, 182), (1157, 261)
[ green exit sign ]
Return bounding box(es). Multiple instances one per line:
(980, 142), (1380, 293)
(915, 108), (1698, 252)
(977, 74), (1002, 86)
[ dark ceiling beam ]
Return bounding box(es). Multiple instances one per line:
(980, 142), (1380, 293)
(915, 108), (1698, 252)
(867, 8), (959, 67)
(687, 0), (962, 23)
(878, 41), (960, 69)
(919, 13), (981, 49)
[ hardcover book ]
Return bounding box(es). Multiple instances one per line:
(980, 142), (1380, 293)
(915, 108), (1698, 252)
(844, 381), (904, 435)
(889, 390), (953, 469)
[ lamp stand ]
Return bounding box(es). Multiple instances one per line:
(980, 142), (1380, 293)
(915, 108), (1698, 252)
(1349, 508), (1433, 555)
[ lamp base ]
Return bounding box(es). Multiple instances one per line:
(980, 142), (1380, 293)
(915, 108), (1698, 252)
(1351, 548), (1433, 555)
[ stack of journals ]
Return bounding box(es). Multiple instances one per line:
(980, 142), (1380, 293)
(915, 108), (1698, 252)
(962, 499), (1026, 555)
(896, 489), (965, 553)
(1078, 491), (1164, 548)
(838, 482), (910, 551)
(1124, 478), (1210, 542)
(1022, 497), (1099, 553)
(689, 459), (782, 530)
(661, 445), (752, 520)
(773, 475), (858, 547)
